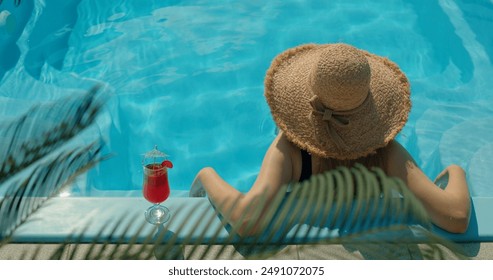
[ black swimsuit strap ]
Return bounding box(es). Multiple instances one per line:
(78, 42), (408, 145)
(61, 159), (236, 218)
(299, 149), (312, 182)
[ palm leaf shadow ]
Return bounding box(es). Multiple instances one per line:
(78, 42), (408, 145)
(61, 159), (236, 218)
(0, 86), (107, 241)
(62, 164), (466, 260)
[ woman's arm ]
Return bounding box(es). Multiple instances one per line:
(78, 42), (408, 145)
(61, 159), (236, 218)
(385, 141), (471, 233)
(190, 133), (296, 236)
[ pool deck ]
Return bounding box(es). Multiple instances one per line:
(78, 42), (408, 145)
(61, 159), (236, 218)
(2, 196), (493, 259)
(1, 242), (493, 260)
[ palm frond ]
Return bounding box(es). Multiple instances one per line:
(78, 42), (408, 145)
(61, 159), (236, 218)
(0, 86), (106, 241)
(60, 164), (465, 260)
(0, 85), (104, 186)
(0, 141), (104, 239)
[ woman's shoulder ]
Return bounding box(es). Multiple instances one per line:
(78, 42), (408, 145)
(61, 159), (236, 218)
(275, 132), (301, 153)
(382, 140), (428, 181)
(383, 140), (403, 152)
(274, 132), (303, 178)
(382, 140), (411, 162)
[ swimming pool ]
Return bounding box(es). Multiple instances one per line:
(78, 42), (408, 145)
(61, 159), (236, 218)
(1, 0), (493, 200)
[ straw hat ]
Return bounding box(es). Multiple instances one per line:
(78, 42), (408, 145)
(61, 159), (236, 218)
(264, 43), (411, 160)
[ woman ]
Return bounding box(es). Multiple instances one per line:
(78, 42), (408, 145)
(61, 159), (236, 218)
(190, 43), (470, 235)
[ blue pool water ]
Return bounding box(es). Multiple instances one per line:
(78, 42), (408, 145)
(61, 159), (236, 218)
(1, 0), (493, 198)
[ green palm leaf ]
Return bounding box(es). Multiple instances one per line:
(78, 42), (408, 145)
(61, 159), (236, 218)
(58, 164), (465, 260)
(0, 85), (104, 185)
(0, 86), (106, 241)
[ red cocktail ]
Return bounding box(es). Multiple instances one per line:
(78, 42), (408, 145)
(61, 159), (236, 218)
(143, 163), (170, 204)
(142, 146), (173, 225)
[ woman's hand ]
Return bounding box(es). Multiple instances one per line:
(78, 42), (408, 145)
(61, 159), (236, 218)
(434, 167), (450, 189)
(190, 181), (206, 197)
(434, 165), (466, 189)
(189, 168), (209, 197)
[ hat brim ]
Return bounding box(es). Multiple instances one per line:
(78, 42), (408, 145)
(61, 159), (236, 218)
(264, 44), (411, 160)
